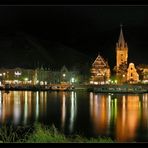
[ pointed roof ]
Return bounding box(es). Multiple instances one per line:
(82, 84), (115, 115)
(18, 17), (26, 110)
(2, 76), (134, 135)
(92, 54), (109, 68)
(118, 24), (125, 48)
(61, 65), (68, 73)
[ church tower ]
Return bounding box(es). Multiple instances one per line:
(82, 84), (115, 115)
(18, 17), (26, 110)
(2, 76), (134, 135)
(116, 25), (128, 78)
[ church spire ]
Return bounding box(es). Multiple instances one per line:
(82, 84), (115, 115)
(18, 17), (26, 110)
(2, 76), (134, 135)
(118, 24), (125, 48)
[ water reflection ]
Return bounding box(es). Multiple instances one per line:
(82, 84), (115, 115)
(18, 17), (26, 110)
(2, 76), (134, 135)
(0, 91), (2, 121)
(61, 92), (66, 129)
(89, 93), (144, 142)
(90, 93), (112, 135)
(1, 90), (148, 142)
(69, 91), (77, 133)
(13, 91), (21, 125)
(35, 91), (39, 121)
(2, 92), (13, 124)
(24, 91), (28, 124)
(116, 95), (140, 142)
(60, 91), (77, 133)
(141, 94), (148, 131)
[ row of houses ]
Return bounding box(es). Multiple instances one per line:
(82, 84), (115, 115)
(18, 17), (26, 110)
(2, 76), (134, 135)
(0, 65), (80, 86)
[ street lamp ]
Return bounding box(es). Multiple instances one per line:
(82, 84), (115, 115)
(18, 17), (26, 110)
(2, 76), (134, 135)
(71, 77), (75, 83)
(24, 77), (28, 84)
(115, 80), (117, 84)
(24, 78), (28, 81)
(63, 73), (66, 77)
(62, 73), (66, 83)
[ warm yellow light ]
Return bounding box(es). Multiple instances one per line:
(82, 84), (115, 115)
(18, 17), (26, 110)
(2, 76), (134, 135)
(71, 77), (75, 83)
(24, 78), (28, 81)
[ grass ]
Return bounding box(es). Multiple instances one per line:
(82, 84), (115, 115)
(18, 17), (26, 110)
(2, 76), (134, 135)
(0, 123), (114, 143)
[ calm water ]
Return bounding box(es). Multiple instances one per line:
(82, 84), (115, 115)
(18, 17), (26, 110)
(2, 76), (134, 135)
(0, 90), (148, 142)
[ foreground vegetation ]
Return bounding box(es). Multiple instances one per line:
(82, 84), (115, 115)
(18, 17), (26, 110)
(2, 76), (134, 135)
(0, 123), (114, 143)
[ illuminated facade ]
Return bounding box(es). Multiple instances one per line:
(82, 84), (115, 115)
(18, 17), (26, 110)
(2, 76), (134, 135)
(90, 54), (110, 84)
(136, 64), (148, 83)
(127, 63), (139, 83)
(116, 25), (128, 75)
(0, 67), (35, 85)
(35, 66), (50, 85)
(115, 25), (128, 83)
(0, 66), (79, 86)
(115, 25), (140, 84)
(51, 65), (79, 84)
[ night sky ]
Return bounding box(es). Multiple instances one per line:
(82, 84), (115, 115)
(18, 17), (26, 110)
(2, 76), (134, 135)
(0, 5), (148, 71)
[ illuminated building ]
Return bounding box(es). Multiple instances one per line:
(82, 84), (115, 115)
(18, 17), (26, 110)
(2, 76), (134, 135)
(114, 25), (128, 83)
(136, 64), (148, 83)
(116, 25), (128, 73)
(0, 65), (80, 86)
(127, 63), (139, 83)
(35, 66), (50, 85)
(90, 54), (110, 84)
(51, 65), (79, 84)
(115, 25), (140, 84)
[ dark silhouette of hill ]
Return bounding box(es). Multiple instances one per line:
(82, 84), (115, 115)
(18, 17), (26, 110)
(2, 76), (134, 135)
(0, 29), (91, 71)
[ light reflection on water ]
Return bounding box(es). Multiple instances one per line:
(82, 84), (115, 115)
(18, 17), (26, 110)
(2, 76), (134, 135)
(1, 90), (148, 142)
(69, 91), (77, 133)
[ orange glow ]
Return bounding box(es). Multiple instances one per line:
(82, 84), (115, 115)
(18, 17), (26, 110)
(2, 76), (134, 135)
(61, 92), (66, 129)
(90, 93), (111, 135)
(116, 95), (140, 142)
(141, 94), (148, 129)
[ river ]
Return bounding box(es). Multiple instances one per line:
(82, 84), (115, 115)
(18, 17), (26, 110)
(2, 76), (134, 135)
(0, 90), (148, 142)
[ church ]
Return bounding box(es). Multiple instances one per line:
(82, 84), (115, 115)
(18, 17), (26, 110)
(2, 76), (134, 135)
(90, 25), (140, 84)
(115, 25), (139, 84)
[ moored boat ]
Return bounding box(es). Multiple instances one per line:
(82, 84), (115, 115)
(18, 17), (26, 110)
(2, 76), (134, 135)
(50, 84), (75, 91)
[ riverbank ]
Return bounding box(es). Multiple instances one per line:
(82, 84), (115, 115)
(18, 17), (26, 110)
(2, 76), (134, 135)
(87, 84), (148, 93)
(1, 83), (148, 93)
(0, 123), (114, 143)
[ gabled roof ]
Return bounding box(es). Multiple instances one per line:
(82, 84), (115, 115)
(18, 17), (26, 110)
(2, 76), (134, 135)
(61, 65), (68, 73)
(92, 54), (109, 68)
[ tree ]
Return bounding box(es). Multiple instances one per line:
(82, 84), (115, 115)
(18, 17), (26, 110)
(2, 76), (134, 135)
(114, 61), (127, 84)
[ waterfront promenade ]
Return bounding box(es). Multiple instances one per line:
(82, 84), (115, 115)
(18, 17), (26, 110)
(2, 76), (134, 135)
(87, 84), (148, 93)
(0, 83), (148, 93)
